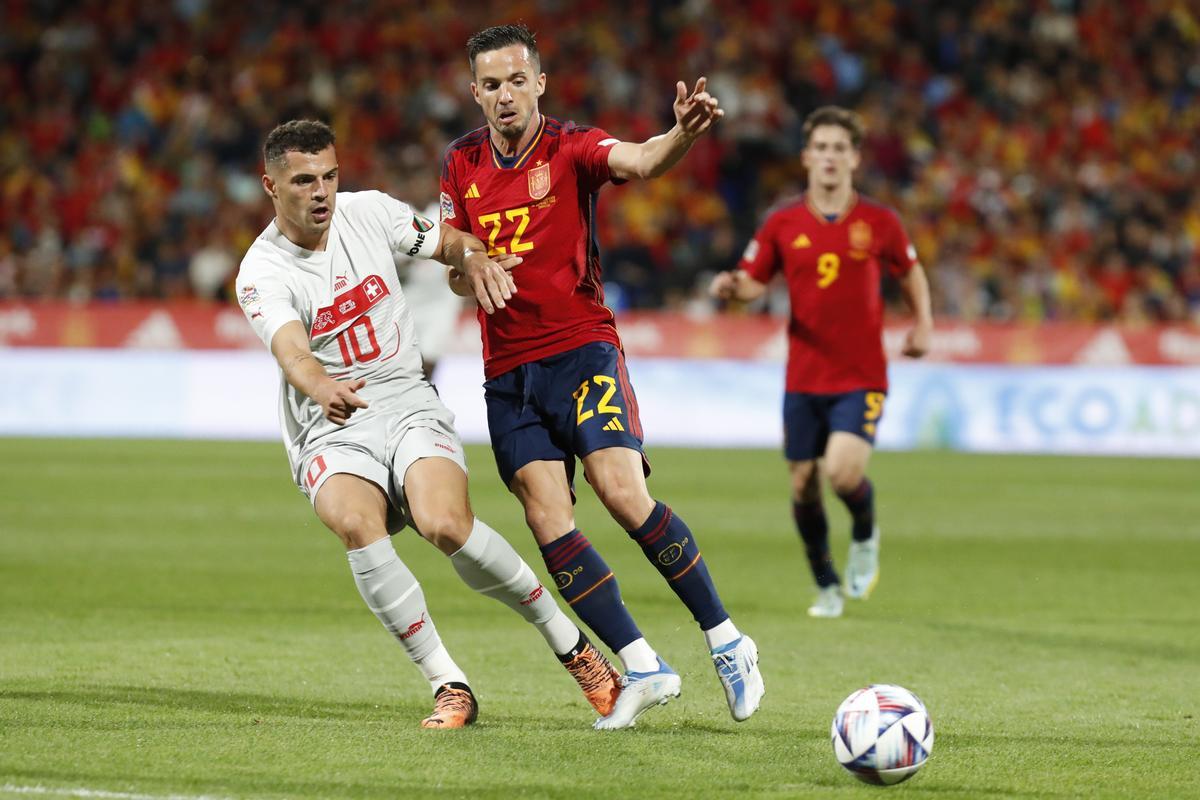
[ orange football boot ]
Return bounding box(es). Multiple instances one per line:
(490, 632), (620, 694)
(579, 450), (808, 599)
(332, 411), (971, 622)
(562, 641), (621, 716)
(420, 682), (478, 729)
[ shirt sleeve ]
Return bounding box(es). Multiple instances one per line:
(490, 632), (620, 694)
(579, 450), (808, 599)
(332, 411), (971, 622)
(882, 209), (919, 278)
(382, 192), (442, 259)
(439, 151), (469, 232)
(737, 213), (781, 283)
(236, 259), (300, 349)
(567, 123), (623, 193)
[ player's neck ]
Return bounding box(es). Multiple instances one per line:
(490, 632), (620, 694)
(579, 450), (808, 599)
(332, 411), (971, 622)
(807, 184), (855, 217)
(276, 217), (330, 252)
(490, 112), (541, 157)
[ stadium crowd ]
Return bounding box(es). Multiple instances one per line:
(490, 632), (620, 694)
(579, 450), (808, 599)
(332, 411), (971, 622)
(2, 0), (1199, 323)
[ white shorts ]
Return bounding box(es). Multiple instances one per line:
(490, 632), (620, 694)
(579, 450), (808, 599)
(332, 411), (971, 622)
(297, 408), (467, 534)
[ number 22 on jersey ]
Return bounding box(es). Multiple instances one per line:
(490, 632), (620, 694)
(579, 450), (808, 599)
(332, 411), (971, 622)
(477, 207), (536, 255)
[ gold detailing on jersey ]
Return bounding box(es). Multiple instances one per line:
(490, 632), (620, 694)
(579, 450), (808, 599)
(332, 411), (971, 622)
(817, 252), (841, 289)
(791, 233), (812, 249)
(849, 220), (872, 251)
(490, 114), (546, 170)
(465, 183), (481, 199)
(528, 162), (550, 200)
(476, 206), (535, 256)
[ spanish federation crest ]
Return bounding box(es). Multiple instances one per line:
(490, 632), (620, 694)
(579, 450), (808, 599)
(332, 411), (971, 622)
(528, 162), (550, 201)
(849, 220), (872, 251)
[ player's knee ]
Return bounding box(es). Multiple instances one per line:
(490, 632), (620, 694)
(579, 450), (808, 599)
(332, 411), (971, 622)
(413, 507), (474, 555)
(789, 461), (819, 501)
(795, 478), (822, 504)
(827, 466), (865, 496)
(330, 508), (386, 549)
(522, 502), (572, 540)
(592, 475), (653, 530)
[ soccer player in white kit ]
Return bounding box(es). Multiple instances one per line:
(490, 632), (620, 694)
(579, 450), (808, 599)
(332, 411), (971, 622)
(395, 169), (464, 382)
(236, 120), (621, 729)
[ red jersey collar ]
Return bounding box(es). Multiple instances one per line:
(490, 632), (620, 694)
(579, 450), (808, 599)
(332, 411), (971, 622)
(804, 191), (858, 225)
(490, 113), (546, 170)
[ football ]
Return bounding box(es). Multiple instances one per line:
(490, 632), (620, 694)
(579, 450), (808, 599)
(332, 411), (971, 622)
(831, 684), (935, 785)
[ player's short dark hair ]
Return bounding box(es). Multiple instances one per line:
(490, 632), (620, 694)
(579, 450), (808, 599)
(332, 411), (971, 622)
(466, 24), (540, 74)
(263, 120), (335, 171)
(802, 106), (865, 149)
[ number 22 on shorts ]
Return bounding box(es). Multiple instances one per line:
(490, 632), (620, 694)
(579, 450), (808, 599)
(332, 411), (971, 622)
(573, 375), (623, 425)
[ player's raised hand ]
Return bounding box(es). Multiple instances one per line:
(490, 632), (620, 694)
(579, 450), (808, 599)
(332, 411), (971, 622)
(460, 250), (520, 314)
(316, 377), (369, 425)
(674, 77), (724, 139)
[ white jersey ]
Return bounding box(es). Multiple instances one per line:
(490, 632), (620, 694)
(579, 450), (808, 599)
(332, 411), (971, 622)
(236, 190), (444, 482)
(395, 201), (464, 366)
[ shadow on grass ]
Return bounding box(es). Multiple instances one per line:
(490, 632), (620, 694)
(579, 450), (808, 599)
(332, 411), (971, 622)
(2, 685), (750, 739)
(1, 684), (407, 722)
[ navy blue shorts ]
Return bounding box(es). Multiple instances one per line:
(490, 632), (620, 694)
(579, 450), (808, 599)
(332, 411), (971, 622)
(484, 342), (649, 488)
(783, 389), (886, 461)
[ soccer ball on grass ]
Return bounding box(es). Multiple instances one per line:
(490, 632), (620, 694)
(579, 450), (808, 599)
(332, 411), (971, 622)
(830, 683), (934, 785)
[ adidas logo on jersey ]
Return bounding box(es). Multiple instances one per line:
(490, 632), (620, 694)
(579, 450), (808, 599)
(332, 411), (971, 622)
(465, 183), (481, 199)
(792, 234), (812, 249)
(602, 418), (625, 432)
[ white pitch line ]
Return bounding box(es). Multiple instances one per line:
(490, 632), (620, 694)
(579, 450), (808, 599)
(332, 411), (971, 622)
(0, 784), (236, 800)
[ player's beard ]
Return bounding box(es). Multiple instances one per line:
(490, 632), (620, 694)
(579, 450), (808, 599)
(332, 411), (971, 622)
(493, 108), (531, 139)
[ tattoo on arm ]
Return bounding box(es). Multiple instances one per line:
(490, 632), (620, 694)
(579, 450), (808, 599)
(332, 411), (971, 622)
(285, 352), (318, 372)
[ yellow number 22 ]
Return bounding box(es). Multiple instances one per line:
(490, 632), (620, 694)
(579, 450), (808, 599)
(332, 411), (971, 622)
(573, 375), (623, 425)
(476, 207), (535, 256)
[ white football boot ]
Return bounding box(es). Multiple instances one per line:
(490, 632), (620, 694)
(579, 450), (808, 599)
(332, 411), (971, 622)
(807, 584), (844, 618)
(711, 635), (764, 721)
(844, 526), (880, 599)
(593, 658), (681, 730)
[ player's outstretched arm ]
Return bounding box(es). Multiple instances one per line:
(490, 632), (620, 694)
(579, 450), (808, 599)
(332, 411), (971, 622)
(608, 77), (724, 181)
(899, 264), (933, 357)
(434, 224), (520, 314)
(270, 320), (368, 425)
(710, 269), (767, 303)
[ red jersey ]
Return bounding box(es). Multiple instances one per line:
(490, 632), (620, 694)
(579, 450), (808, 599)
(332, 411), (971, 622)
(738, 193), (918, 393)
(440, 114), (623, 379)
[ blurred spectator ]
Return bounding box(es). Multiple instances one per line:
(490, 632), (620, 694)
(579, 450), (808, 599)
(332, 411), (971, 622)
(0, 0), (1197, 324)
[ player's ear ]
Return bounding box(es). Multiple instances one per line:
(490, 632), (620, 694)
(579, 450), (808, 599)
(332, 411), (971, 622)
(470, 81), (482, 107)
(848, 148), (862, 171)
(262, 172), (277, 199)
(536, 73), (546, 97)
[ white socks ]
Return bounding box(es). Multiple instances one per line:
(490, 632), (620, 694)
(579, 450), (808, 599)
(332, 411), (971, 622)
(703, 618), (740, 651)
(450, 519), (580, 655)
(616, 638), (661, 673)
(347, 537), (467, 692)
(348, 520), (589, 697)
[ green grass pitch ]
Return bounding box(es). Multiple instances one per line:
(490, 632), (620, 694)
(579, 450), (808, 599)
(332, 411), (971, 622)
(1, 438), (1197, 799)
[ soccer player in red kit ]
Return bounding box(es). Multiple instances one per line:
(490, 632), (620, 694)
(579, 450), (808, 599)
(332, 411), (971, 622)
(441, 24), (763, 729)
(711, 106), (933, 619)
